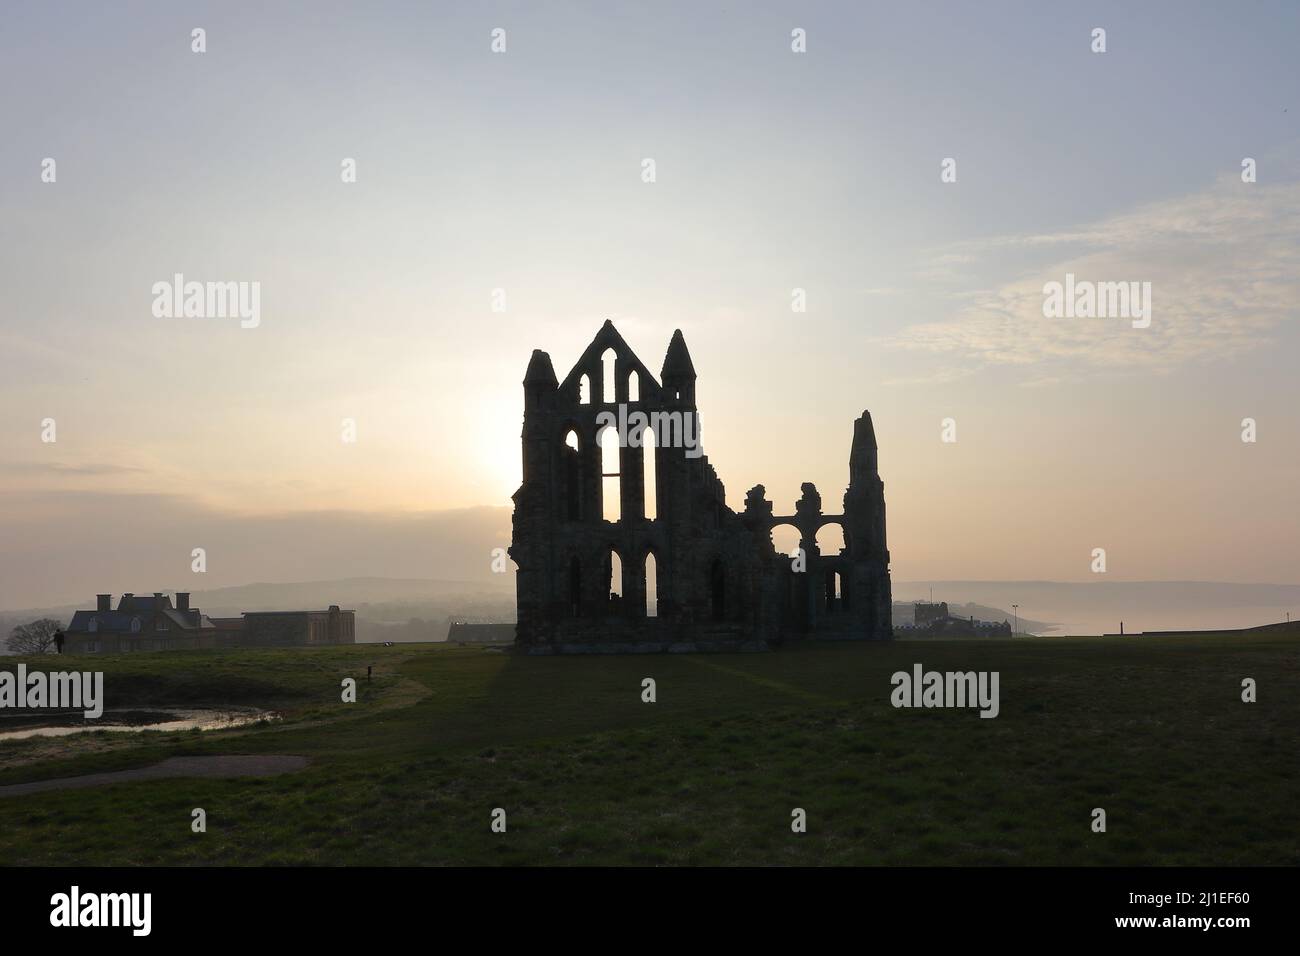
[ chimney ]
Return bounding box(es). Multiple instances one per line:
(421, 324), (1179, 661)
(97, 594), (111, 612)
(121, 593), (134, 608)
(176, 592), (190, 612)
(154, 591), (165, 606)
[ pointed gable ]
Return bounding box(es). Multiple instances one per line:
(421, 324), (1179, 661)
(557, 319), (662, 400)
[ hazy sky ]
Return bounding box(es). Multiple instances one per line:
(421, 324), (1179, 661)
(2, 1), (1298, 608)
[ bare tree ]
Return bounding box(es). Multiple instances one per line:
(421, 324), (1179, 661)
(6, 618), (64, 654)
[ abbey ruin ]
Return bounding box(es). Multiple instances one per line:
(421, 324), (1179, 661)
(509, 321), (892, 652)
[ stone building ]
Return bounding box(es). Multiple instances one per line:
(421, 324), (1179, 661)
(63, 593), (354, 652)
(234, 608), (356, 647)
(907, 601), (1012, 637)
(509, 320), (892, 653)
(913, 600), (951, 629)
(64, 592), (214, 652)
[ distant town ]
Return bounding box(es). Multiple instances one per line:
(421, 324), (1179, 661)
(3, 579), (1297, 656)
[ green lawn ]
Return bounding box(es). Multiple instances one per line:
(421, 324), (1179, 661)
(1, 634), (1296, 865)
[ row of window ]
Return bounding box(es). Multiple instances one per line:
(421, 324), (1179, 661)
(570, 552), (848, 622)
(573, 552), (661, 618)
(577, 349), (638, 405)
(562, 426), (658, 523)
(80, 638), (181, 652)
(571, 553), (728, 622)
(86, 616), (168, 633)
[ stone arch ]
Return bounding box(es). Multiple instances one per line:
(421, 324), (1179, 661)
(709, 557), (726, 622)
(560, 425), (582, 521)
(599, 425), (621, 522)
(568, 555), (582, 617)
(815, 521), (846, 556)
(642, 422), (657, 521)
(601, 348), (617, 403)
(770, 522), (802, 560)
(644, 549), (658, 617)
(825, 567), (844, 613)
(605, 548), (621, 595)
(605, 548), (625, 610)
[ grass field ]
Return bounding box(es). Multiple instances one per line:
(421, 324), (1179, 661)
(1, 633), (1297, 865)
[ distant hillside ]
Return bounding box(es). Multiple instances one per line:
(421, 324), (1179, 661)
(179, 576), (513, 616)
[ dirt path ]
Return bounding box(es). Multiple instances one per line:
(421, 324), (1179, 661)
(0, 755), (309, 798)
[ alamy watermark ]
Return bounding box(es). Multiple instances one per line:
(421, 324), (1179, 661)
(1042, 273), (1151, 329)
(0, 664), (103, 718)
(595, 403), (702, 459)
(890, 663), (1000, 718)
(151, 273), (260, 329)
(50, 886), (150, 936)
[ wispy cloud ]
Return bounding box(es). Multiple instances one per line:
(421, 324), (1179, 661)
(3, 461), (146, 477)
(889, 176), (1300, 380)
(881, 366), (979, 387)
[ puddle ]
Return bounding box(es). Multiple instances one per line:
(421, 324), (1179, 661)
(0, 708), (279, 742)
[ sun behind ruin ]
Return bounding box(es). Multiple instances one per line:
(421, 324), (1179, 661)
(509, 320), (892, 653)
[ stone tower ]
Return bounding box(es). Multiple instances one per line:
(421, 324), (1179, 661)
(843, 410), (893, 638)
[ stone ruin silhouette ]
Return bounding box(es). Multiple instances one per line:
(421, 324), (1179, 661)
(510, 320), (892, 653)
